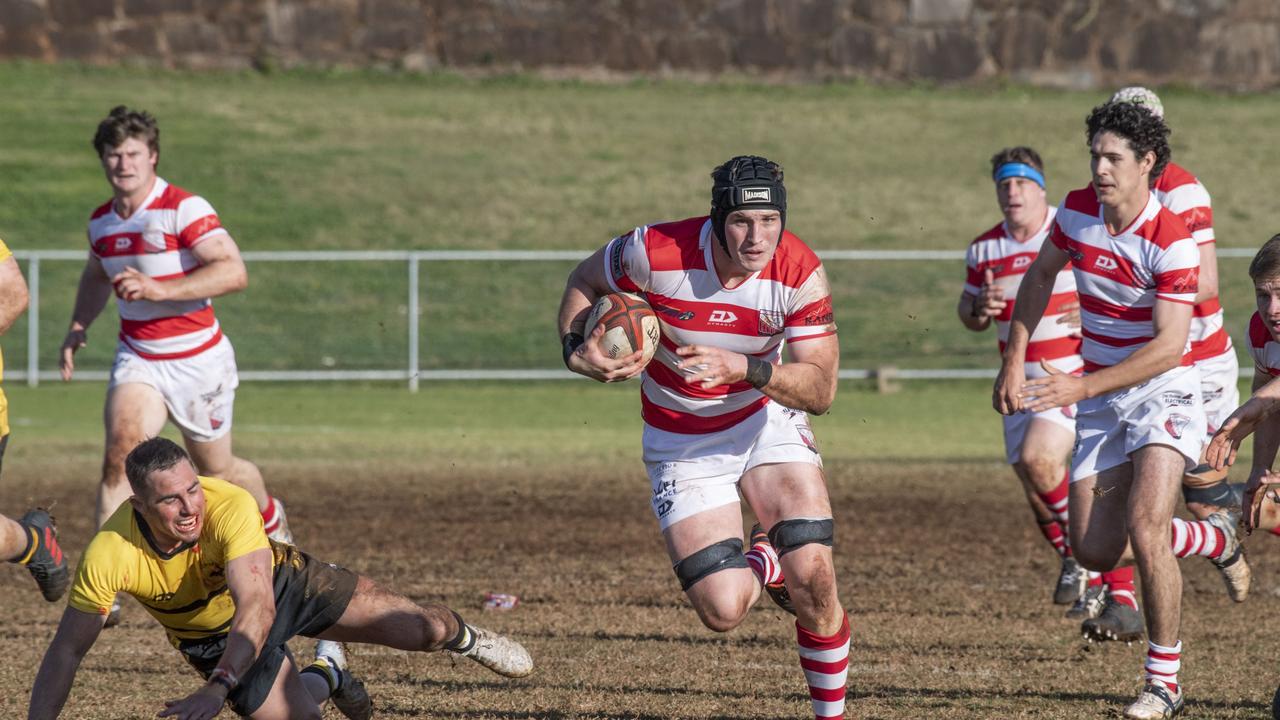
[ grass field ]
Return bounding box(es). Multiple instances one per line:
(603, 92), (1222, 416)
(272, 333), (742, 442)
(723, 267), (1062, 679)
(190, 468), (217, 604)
(2, 380), (1278, 719)
(1, 62), (1277, 374)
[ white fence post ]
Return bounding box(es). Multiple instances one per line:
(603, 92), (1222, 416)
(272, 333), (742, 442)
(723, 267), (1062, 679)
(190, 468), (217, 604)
(408, 253), (420, 393)
(26, 256), (39, 387)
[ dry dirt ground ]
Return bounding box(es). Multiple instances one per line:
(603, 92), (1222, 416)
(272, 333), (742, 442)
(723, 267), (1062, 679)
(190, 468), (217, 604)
(2, 456), (1278, 719)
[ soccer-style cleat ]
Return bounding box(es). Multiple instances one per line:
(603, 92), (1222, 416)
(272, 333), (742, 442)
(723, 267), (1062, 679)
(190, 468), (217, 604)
(1206, 509), (1250, 603)
(454, 626), (534, 678)
(1082, 597), (1144, 643)
(266, 497), (293, 545)
(103, 598), (123, 628)
(1054, 557), (1088, 605)
(1065, 583), (1106, 620)
(1124, 682), (1184, 719)
(314, 640), (372, 720)
(13, 509), (69, 602)
(749, 524), (795, 615)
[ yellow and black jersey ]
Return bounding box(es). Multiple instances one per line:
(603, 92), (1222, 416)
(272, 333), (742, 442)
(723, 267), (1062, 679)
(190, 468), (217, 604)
(68, 476), (271, 644)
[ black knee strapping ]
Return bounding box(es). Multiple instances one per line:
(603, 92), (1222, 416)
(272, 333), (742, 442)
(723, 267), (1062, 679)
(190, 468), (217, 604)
(1182, 481), (1243, 509)
(768, 518), (834, 558)
(673, 538), (748, 591)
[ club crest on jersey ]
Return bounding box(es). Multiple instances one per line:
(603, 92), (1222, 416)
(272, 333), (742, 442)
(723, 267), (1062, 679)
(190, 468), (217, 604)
(143, 224), (167, 252)
(708, 309), (738, 325)
(1164, 413), (1192, 439)
(741, 187), (772, 203)
(796, 424), (819, 454)
(757, 310), (784, 336)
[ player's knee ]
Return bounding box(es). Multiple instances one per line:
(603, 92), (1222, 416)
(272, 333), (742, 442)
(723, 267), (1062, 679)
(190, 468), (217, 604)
(768, 518), (834, 559)
(1071, 544), (1120, 572)
(1017, 451), (1064, 486)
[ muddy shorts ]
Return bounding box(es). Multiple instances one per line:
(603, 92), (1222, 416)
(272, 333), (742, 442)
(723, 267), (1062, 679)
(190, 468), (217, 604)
(174, 541), (359, 717)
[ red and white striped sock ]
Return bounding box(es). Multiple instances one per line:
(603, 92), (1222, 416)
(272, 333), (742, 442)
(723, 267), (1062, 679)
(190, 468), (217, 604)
(1035, 474), (1072, 556)
(1036, 519), (1068, 558)
(746, 537), (783, 586)
(1145, 639), (1181, 694)
(261, 496), (282, 536)
(1102, 567), (1137, 610)
(1170, 517), (1225, 559)
(797, 613), (850, 720)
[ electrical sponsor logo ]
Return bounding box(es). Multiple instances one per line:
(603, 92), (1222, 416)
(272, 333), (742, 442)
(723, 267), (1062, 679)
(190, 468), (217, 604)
(708, 309), (738, 325)
(1165, 413), (1192, 439)
(1161, 391), (1195, 408)
(652, 465), (678, 518)
(1202, 386), (1224, 403)
(741, 188), (772, 203)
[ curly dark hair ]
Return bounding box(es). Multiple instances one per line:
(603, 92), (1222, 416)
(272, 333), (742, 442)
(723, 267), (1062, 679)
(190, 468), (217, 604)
(1249, 234), (1280, 281)
(1085, 101), (1170, 188)
(989, 146), (1043, 176)
(92, 105), (160, 161)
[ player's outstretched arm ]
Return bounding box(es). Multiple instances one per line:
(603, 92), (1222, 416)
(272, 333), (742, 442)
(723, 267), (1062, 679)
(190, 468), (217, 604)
(60, 254), (113, 381)
(1207, 369), (1280, 471)
(115, 233), (248, 305)
(557, 247), (646, 383)
(0, 254), (29, 336)
(27, 607), (105, 720)
(160, 547), (274, 719)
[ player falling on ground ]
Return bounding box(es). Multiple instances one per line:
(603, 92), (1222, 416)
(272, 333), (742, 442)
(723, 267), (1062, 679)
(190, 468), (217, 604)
(1205, 235), (1280, 535)
(27, 437), (532, 720)
(559, 156), (848, 720)
(0, 236), (69, 602)
(60, 107), (293, 624)
(994, 101), (1244, 719)
(958, 146), (1091, 611)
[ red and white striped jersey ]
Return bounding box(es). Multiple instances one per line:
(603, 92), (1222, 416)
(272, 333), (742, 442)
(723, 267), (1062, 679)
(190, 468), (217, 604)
(963, 207), (1083, 372)
(1246, 312), (1280, 376)
(1154, 162), (1231, 363)
(87, 178), (227, 360)
(1048, 187), (1199, 373)
(603, 216), (836, 434)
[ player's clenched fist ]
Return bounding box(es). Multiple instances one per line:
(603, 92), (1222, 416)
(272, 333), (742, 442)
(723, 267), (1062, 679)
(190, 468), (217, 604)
(973, 268), (1008, 319)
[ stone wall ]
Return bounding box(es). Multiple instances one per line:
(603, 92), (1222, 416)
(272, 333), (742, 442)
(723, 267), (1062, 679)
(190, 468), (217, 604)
(3, 0), (1279, 90)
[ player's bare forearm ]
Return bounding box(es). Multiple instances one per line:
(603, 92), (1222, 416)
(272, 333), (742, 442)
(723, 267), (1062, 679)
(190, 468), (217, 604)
(1076, 300), (1191, 399)
(219, 548), (275, 680)
(28, 608), (102, 720)
(69, 260), (113, 331)
(0, 257), (29, 335)
(1250, 415), (1280, 477)
(956, 293), (990, 332)
(1194, 244), (1218, 303)
(558, 248), (610, 337)
(157, 256), (248, 301)
(762, 359), (838, 415)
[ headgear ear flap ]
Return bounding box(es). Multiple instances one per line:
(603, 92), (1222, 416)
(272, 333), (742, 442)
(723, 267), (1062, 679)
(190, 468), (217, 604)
(710, 156), (787, 253)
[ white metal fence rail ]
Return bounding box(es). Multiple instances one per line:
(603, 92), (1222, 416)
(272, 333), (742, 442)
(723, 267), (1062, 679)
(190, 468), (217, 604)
(13, 248), (1259, 389)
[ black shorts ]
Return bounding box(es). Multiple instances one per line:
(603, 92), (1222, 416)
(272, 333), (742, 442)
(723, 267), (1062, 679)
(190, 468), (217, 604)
(175, 541), (359, 717)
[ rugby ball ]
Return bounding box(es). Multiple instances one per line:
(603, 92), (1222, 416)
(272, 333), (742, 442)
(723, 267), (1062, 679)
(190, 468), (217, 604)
(584, 292), (661, 367)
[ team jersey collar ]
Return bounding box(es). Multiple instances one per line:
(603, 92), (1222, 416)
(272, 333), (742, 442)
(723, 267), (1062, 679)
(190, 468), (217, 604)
(134, 508), (197, 560)
(113, 176), (168, 221)
(1099, 188), (1157, 239)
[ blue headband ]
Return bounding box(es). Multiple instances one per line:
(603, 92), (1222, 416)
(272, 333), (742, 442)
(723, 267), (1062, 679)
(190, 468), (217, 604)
(993, 162), (1045, 189)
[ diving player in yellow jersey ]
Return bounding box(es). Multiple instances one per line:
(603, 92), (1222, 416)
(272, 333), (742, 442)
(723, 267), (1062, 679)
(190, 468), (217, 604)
(0, 237), (70, 602)
(29, 438), (533, 720)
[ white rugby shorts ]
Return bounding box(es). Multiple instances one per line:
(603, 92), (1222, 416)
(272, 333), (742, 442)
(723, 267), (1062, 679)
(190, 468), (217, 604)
(109, 335), (240, 443)
(643, 401), (823, 531)
(1195, 348), (1240, 437)
(1071, 364), (1205, 482)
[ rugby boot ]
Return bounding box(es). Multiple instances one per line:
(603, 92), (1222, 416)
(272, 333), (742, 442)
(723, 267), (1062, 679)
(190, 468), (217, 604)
(1082, 597), (1144, 643)
(312, 641), (372, 720)
(453, 625), (534, 678)
(1205, 508), (1250, 603)
(11, 509), (69, 602)
(265, 497), (294, 545)
(1065, 583), (1105, 620)
(1053, 556), (1088, 605)
(1124, 682), (1184, 719)
(750, 524), (795, 615)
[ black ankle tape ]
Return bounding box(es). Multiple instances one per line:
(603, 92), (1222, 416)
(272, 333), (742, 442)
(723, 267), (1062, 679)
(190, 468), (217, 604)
(446, 610), (475, 653)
